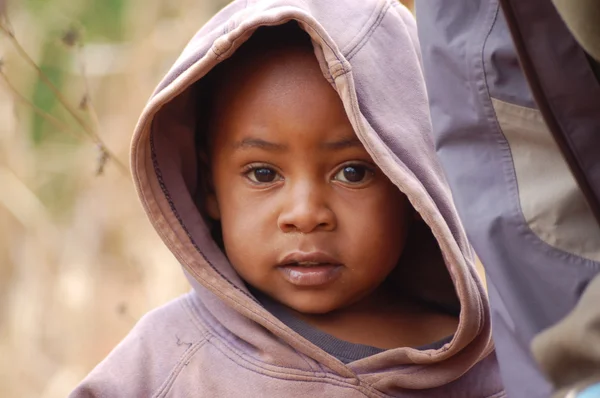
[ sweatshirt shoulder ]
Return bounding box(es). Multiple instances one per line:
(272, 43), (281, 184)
(69, 292), (207, 398)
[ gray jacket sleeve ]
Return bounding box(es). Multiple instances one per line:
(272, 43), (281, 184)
(416, 0), (600, 397)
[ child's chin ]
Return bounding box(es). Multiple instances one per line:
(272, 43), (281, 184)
(284, 295), (342, 315)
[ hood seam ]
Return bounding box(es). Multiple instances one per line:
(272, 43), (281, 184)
(332, 66), (491, 372)
(183, 293), (326, 376)
(345, 0), (392, 61)
(149, 131), (260, 305)
(182, 297), (387, 395)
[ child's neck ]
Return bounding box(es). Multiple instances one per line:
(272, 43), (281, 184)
(291, 284), (458, 350)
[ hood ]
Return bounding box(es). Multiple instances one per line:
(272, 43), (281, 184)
(130, 0), (492, 393)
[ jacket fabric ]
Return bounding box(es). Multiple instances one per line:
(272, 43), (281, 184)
(71, 1), (503, 396)
(416, 0), (600, 397)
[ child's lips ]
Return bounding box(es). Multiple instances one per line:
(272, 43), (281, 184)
(278, 264), (342, 286)
(277, 252), (343, 287)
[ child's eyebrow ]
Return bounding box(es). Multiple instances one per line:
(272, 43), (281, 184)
(232, 138), (288, 151)
(231, 137), (362, 151)
(321, 137), (362, 150)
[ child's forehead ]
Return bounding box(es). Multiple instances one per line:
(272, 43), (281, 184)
(209, 46), (344, 129)
(207, 24), (322, 100)
(217, 44), (320, 97)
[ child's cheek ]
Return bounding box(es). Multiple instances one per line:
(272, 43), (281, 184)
(220, 191), (278, 270)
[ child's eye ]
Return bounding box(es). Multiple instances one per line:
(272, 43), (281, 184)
(245, 167), (282, 184)
(333, 164), (374, 185)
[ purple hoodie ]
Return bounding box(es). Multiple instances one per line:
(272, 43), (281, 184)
(71, 0), (504, 396)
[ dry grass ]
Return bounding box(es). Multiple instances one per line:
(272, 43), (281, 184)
(0, 1), (223, 396)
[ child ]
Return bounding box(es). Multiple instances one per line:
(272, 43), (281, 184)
(71, 1), (503, 396)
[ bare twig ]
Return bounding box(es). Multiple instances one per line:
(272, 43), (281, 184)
(0, 16), (129, 177)
(95, 145), (110, 176)
(74, 38), (106, 165)
(0, 69), (86, 141)
(0, 69), (129, 176)
(0, 3), (12, 36)
(61, 24), (128, 176)
(0, 22), (92, 134)
(63, 24), (124, 176)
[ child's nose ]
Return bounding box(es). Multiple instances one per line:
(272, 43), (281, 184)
(277, 183), (336, 234)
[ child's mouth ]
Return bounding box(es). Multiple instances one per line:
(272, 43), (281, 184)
(278, 264), (342, 286)
(277, 253), (343, 286)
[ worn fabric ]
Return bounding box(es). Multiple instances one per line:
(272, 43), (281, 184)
(416, 0), (600, 397)
(71, 0), (502, 396)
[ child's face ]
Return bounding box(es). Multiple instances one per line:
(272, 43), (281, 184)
(205, 46), (409, 314)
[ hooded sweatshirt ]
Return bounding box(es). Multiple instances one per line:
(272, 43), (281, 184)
(70, 1), (503, 397)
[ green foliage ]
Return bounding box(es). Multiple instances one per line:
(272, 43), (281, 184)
(24, 0), (127, 41)
(30, 45), (71, 144)
(24, 0), (128, 144)
(78, 0), (127, 41)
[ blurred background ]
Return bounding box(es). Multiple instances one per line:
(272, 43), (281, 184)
(0, 0), (229, 396)
(0, 1), (415, 397)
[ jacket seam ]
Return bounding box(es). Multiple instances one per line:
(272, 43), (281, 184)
(494, 1), (600, 268)
(489, 97), (600, 272)
(180, 294), (390, 396)
(152, 340), (207, 398)
(182, 292), (338, 377)
(477, 1), (600, 274)
(203, 333), (385, 397)
(499, 0), (600, 226)
(345, 0), (391, 61)
(149, 132), (261, 305)
(183, 293), (333, 375)
(181, 292), (224, 341)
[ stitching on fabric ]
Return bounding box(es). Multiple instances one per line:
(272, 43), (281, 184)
(153, 340), (206, 398)
(186, 295), (298, 373)
(296, 347), (320, 373)
(185, 255), (351, 374)
(509, 0), (600, 191)
(345, 1), (391, 61)
(183, 292), (347, 380)
(204, 336), (382, 397)
(215, 334), (327, 376)
(489, 100), (600, 272)
(472, 0), (502, 335)
(478, 3), (600, 274)
(330, 64), (349, 80)
(339, 0), (382, 55)
(181, 293), (216, 342)
(149, 131), (261, 304)
(221, 8), (350, 73)
(331, 39), (486, 382)
(492, 98), (600, 262)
